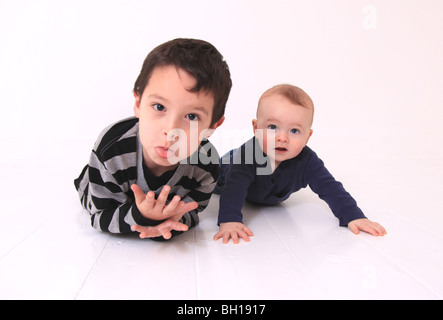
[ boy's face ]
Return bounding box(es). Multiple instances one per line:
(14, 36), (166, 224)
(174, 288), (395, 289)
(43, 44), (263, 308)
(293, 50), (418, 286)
(253, 94), (313, 167)
(134, 65), (224, 175)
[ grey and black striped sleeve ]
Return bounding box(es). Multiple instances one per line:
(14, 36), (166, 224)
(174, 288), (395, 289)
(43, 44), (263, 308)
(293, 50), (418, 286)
(75, 152), (161, 233)
(74, 118), (158, 233)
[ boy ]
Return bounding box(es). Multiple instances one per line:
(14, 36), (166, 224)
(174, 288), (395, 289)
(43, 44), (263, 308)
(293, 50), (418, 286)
(75, 38), (231, 240)
(214, 84), (386, 244)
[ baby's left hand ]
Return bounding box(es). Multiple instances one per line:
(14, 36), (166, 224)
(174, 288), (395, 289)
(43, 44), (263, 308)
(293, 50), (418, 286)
(348, 218), (387, 236)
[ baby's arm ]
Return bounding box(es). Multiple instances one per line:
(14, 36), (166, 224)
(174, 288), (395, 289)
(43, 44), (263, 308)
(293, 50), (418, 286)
(213, 222), (254, 244)
(305, 151), (387, 236)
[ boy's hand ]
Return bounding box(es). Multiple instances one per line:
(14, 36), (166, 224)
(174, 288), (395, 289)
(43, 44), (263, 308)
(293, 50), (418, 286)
(132, 219), (189, 240)
(213, 222), (254, 244)
(348, 218), (387, 236)
(131, 184), (198, 221)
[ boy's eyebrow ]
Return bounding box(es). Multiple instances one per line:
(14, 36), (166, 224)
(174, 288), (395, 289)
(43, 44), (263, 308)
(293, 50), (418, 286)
(191, 106), (209, 116)
(147, 94), (169, 102)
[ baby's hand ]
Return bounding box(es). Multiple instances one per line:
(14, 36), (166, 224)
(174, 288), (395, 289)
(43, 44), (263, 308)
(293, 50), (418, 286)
(132, 219), (189, 240)
(131, 184), (198, 221)
(348, 218), (387, 236)
(213, 222), (254, 244)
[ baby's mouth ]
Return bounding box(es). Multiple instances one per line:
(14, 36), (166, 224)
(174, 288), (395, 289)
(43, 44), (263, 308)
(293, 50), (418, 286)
(275, 147), (287, 152)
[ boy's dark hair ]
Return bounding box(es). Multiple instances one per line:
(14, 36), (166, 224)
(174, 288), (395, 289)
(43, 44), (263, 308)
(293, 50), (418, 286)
(134, 38), (232, 125)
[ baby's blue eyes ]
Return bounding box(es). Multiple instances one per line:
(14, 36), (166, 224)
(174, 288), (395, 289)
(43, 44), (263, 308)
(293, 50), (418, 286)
(267, 125), (300, 135)
(152, 104), (199, 121)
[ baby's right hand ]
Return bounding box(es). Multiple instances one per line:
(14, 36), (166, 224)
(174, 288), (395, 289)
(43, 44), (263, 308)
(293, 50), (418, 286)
(213, 222), (254, 244)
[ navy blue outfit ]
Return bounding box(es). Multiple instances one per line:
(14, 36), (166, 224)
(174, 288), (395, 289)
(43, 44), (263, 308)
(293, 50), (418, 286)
(216, 137), (366, 226)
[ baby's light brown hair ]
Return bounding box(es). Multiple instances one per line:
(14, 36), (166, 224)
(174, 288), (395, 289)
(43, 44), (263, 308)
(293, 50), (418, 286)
(258, 84), (315, 126)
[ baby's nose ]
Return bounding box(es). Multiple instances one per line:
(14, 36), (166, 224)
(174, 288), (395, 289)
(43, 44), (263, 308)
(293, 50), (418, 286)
(276, 132), (288, 142)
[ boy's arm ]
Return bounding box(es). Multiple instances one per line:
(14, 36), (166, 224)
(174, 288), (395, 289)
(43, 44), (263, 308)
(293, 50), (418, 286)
(75, 151), (166, 233)
(133, 159), (221, 239)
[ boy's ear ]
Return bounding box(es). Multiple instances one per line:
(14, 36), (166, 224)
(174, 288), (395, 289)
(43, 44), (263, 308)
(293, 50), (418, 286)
(133, 91), (141, 118)
(203, 117), (225, 140)
(209, 116), (225, 131)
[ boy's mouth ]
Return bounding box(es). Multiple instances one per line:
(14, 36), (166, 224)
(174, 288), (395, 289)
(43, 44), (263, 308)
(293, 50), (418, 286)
(275, 147), (288, 153)
(155, 146), (173, 159)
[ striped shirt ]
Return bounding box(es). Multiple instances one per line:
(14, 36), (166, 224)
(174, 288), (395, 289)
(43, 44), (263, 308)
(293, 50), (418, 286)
(74, 117), (220, 237)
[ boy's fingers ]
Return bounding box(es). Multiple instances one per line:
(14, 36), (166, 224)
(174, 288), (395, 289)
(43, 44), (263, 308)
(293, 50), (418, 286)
(132, 225), (161, 239)
(145, 191), (155, 207)
(163, 195), (181, 216)
(162, 230), (172, 240)
(155, 185), (171, 208)
(179, 201), (199, 215)
(132, 220), (188, 240)
(131, 184), (145, 205)
(161, 220), (189, 232)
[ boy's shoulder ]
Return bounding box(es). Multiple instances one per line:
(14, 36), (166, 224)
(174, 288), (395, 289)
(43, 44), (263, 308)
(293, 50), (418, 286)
(94, 117), (139, 163)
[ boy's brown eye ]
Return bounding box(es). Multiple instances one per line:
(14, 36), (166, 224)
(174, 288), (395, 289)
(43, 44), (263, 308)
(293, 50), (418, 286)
(186, 114), (199, 121)
(153, 104), (165, 112)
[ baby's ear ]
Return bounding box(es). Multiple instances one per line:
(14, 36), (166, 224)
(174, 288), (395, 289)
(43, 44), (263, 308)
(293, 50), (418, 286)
(252, 119), (257, 133)
(305, 129), (313, 144)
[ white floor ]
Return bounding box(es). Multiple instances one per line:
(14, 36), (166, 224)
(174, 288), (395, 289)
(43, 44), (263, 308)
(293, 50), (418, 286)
(1, 140), (442, 300)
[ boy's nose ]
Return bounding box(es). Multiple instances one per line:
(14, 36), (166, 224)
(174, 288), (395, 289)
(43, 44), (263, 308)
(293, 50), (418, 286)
(163, 117), (181, 140)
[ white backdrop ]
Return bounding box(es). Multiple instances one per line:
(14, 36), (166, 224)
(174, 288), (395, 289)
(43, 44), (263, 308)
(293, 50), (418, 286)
(1, 0), (443, 300)
(1, 0), (442, 166)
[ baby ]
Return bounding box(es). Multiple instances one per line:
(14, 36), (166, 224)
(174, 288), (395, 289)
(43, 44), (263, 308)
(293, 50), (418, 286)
(214, 84), (386, 244)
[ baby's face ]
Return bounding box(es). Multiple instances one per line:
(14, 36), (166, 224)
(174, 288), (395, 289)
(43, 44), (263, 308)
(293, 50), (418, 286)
(134, 65), (223, 175)
(253, 94), (313, 167)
